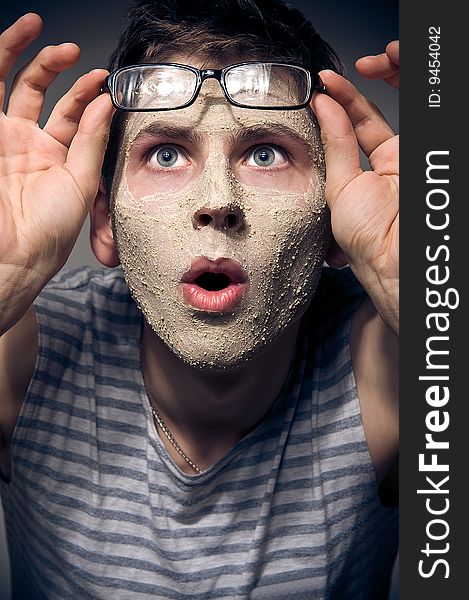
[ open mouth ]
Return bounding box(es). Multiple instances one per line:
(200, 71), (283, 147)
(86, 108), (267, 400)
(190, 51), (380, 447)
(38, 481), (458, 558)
(180, 257), (248, 312)
(194, 272), (232, 291)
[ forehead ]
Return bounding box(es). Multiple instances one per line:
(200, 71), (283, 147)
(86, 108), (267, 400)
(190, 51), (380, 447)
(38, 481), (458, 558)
(122, 72), (317, 148)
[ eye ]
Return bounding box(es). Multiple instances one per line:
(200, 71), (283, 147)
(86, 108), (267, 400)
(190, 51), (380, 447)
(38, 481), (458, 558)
(147, 145), (189, 169)
(244, 145), (287, 168)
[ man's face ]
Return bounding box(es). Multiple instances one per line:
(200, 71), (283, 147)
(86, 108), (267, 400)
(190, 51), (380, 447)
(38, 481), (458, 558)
(111, 64), (330, 370)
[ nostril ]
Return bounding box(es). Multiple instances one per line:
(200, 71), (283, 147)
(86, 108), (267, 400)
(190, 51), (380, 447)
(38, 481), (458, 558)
(225, 213), (238, 230)
(193, 210), (213, 228)
(198, 214), (212, 226)
(193, 206), (244, 231)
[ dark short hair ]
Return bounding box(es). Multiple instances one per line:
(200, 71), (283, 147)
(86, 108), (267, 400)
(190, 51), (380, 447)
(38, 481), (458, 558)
(102, 0), (345, 194)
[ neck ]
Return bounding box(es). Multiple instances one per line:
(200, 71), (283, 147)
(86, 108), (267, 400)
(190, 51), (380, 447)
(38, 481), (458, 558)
(141, 318), (301, 473)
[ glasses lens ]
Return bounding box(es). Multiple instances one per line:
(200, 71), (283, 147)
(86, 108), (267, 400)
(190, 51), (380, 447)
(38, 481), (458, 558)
(224, 64), (311, 108)
(112, 65), (198, 110)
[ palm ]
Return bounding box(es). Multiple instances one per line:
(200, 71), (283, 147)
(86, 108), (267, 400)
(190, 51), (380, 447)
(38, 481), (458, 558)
(0, 115), (87, 266)
(0, 14), (113, 277)
(330, 135), (399, 283)
(0, 13), (113, 334)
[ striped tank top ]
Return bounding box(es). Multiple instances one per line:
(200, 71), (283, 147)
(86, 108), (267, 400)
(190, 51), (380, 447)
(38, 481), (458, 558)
(1, 266), (398, 599)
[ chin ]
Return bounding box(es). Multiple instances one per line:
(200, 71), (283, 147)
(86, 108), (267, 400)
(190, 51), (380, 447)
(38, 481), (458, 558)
(139, 270), (318, 372)
(162, 334), (268, 372)
(153, 303), (312, 373)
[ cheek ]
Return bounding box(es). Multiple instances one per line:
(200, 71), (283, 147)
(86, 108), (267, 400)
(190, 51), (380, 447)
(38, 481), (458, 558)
(113, 190), (183, 282)
(238, 165), (310, 194)
(243, 175), (327, 244)
(245, 185), (329, 284)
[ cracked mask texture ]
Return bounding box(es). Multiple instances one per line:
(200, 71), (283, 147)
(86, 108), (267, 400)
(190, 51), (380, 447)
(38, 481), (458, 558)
(111, 87), (331, 370)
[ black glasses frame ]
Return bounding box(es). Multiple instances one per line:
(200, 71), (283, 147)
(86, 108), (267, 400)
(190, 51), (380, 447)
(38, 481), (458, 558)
(103, 61), (326, 112)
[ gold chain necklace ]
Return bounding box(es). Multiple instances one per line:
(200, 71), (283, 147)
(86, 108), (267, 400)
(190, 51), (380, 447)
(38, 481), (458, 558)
(149, 405), (202, 474)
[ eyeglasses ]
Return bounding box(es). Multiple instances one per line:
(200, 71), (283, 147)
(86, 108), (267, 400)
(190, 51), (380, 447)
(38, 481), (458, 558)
(103, 62), (325, 112)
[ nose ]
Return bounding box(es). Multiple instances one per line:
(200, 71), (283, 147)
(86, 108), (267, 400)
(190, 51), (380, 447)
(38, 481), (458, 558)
(192, 205), (244, 232)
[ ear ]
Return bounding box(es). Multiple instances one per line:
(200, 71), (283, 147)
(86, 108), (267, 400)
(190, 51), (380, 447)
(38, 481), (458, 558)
(90, 180), (120, 267)
(325, 237), (349, 269)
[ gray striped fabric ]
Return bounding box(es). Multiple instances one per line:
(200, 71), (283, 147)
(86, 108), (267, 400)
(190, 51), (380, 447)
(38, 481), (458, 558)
(1, 266), (398, 599)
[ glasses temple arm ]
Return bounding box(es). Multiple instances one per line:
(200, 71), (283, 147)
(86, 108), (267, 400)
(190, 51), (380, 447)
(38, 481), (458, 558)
(315, 75), (327, 94)
(100, 75), (111, 95)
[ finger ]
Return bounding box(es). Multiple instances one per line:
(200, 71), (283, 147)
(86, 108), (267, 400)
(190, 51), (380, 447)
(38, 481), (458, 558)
(6, 42), (80, 122)
(0, 13), (43, 108)
(65, 93), (115, 206)
(386, 41), (399, 66)
(355, 52), (398, 82)
(311, 90), (362, 208)
(318, 70), (394, 157)
(44, 69), (109, 147)
(383, 72), (399, 89)
(383, 41), (400, 89)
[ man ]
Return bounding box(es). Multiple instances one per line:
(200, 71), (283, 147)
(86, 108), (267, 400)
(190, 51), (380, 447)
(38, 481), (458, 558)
(0, 0), (399, 597)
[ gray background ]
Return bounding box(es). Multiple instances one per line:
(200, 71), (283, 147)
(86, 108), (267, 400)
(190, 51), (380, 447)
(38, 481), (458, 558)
(0, 1), (398, 597)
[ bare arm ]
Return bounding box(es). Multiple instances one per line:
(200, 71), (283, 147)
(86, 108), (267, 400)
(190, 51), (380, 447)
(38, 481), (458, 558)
(0, 307), (37, 479)
(350, 297), (398, 485)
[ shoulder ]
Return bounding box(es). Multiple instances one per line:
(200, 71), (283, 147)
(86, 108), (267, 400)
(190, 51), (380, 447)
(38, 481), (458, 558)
(0, 267), (131, 464)
(39, 265), (129, 305)
(35, 266), (137, 338)
(299, 267), (366, 432)
(305, 267), (398, 492)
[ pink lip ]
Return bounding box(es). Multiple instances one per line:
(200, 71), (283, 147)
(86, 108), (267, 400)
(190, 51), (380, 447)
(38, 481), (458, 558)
(180, 257), (249, 312)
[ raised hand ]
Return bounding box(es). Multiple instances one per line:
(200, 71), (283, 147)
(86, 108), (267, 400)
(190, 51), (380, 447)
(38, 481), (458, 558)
(0, 13), (114, 335)
(311, 42), (399, 335)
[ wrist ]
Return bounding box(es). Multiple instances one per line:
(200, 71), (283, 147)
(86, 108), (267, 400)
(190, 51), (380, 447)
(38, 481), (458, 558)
(349, 264), (399, 336)
(0, 262), (57, 336)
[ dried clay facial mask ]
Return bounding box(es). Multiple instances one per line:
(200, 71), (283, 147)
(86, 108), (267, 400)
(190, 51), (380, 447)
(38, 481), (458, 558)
(111, 83), (331, 370)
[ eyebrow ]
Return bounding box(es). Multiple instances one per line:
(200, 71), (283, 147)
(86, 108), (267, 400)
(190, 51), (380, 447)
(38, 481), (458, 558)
(131, 121), (311, 149)
(228, 123), (311, 149)
(131, 123), (205, 146)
